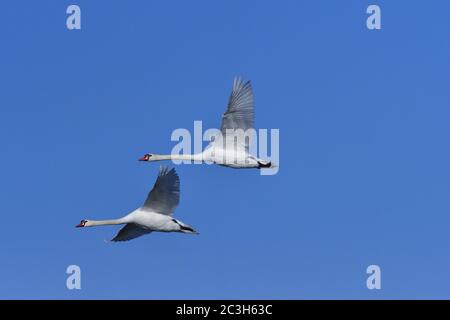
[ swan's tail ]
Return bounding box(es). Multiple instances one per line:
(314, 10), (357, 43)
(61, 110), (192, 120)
(180, 224), (199, 235)
(173, 219), (200, 235)
(257, 160), (272, 168)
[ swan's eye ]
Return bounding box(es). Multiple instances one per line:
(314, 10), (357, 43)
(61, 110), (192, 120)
(147, 154), (152, 158)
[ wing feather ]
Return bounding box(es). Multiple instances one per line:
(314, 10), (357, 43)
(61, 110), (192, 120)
(220, 77), (255, 133)
(111, 224), (152, 242)
(142, 166), (180, 215)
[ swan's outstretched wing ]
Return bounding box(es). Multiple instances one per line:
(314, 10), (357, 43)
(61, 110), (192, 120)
(142, 166), (180, 215)
(206, 77), (255, 151)
(220, 77), (254, 133)
(111, 224), (152, 242)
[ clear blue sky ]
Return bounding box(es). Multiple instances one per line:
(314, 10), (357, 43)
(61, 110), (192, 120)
(1, 0), (450, 299)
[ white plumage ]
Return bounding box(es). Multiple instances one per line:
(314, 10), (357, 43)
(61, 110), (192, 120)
(76, 166), (198, 242)
(139, 77), (271, 169)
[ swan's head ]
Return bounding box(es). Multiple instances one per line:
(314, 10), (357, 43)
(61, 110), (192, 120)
(75, 219), (89, 228)
(138, 153), (155, 162)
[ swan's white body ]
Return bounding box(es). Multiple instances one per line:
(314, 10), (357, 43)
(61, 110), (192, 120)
(140, 78), (271, 169)
(204, 147), (261, 168)
(76, 167), (197, 242)
(146, 148), (262, 168)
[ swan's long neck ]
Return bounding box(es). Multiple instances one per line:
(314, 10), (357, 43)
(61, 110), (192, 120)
(152, 154), (202, 161)
(86, 219), (126, 227)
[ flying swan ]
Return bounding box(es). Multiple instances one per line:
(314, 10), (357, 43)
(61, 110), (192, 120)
(76, 166), (198, 241)
(139, 77), (272, 169)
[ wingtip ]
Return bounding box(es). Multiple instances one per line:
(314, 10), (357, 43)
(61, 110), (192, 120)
(160, 165), (178, 177)
(232, 76), (252, 93)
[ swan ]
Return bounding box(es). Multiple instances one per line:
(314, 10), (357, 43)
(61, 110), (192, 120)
(139, 77), (272, 169)
(76, 166), (198, 241)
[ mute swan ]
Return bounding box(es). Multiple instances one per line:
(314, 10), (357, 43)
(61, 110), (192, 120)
(76, 166), (198, 241)
(139, 77), (271, 169)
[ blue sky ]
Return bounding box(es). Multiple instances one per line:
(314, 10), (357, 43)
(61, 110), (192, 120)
(1, 0), (450, 299)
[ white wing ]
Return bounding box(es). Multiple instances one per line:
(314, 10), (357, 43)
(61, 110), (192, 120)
(142, 166), (180, 215)
(111, 224), (152, 242)
(206, 77), (255, 152)
(220, 77), (255, 133)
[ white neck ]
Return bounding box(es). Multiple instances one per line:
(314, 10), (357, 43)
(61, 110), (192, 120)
(152, 153), (202, 161)
(86, 218), (126, 227)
